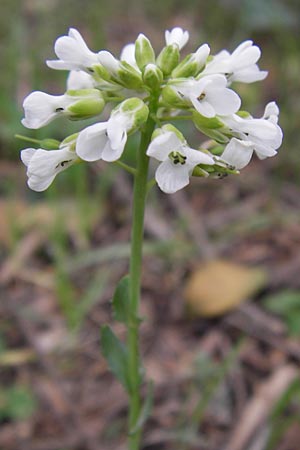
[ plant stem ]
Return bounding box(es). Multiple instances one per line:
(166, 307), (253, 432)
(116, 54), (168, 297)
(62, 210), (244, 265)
(127, 97), (157, 450)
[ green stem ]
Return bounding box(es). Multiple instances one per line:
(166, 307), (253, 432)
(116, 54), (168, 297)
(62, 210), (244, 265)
(159, 114), (193, 121)
(114, 160), (137, 175)
(127, 96), (158, 450)
(15, 134), (41, 145)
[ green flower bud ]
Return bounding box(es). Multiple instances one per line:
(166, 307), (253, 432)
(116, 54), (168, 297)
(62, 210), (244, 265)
(135, 34), (155, 70)
(171, 44), (210, 78)
(40, 138), (60, 150)
(151, 124), (185, 142)
(117, 61), (143, 89)
(66, 89), (105, 119)
(143, 64), (163, 90)
(92, 64), (111, 82)
(156, 44), (180, 76)
(115, 97), (149, 131)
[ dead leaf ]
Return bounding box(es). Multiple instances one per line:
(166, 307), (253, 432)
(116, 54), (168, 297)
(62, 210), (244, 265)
(184, 259), (268, 317)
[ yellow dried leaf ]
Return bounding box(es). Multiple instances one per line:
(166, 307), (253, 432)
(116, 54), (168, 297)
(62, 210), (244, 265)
(184, 259), (268, 317)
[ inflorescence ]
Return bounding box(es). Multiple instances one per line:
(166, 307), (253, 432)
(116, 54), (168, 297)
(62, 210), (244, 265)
(20, 27), (283, 194)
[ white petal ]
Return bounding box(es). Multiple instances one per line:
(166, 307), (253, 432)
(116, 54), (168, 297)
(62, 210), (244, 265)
(254, 143), (279, 158)
(120, 43), (138, 69)
(46, 60), (78, 70)
(28, 173), (56, 192)
(231, 43), (261, 69)
(206, 88), (241, 115)
(102, 138), (126, 162)
(221, 138), (254, 169)
(67, 70), (95, 89)
(263, 101), (279, 121)
(20, 148), (36, 166)
(165, 27), (189, 50)
(98, 50), (120, 73)
(155, 159), (190, 194)
(48, 28), (98, 71)
(230, 65), (268, 83)
(107, 119), (127, 151)
(76, 122), (108, 161)
(183, 147), (215, 166)
(26, 148), (76, 178)
(147, 132), (183, 161)
(231, 40), (253, 55)
(22, 91), (65, 129)
(191, 97), (216, 118)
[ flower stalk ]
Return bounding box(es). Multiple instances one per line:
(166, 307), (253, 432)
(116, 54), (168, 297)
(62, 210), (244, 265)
(127, 96), (158, 449)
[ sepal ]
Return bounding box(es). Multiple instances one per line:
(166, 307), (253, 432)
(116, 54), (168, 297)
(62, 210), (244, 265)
(143, 64), (163, 90)
(135, 34), (155, 70)
(156, 44), (180, 76)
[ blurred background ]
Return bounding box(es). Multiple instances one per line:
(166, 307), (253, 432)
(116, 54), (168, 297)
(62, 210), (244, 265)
(1, 0), (300, 449)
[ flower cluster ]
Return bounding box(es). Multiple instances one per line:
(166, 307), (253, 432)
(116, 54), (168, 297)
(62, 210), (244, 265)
(20, 27), (282, 193)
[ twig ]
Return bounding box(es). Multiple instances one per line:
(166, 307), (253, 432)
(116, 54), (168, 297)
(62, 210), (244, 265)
(224, 364), (298, 450)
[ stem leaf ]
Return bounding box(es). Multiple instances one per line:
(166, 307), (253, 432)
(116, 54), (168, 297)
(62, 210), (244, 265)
(100, 325), (130, 392)
(112, 275), (130, 324)
(129, 381), (154, 435)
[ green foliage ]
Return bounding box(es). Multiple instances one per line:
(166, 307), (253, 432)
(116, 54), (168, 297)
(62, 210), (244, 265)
(112, 275), (130, 324)
(263, 290), (300, 336)
(266, 378), (300, 450)
(100, 325), (130, 392)
(0, 385), (37, 421)
(129, 381), (154, 435)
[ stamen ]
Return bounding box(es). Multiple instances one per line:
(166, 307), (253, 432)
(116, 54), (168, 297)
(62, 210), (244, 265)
(169, 151), (187, 165)
(55, 107), (64, 112)
(198, 92), (206, 101)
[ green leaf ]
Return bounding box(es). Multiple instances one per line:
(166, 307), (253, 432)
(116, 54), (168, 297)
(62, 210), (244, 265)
(112, 275), (130, 324)
(263, 290), (300, 315)
(129, 381), (154, 435)
(100, 325), (130, 392)
(263, 290), (300, 336)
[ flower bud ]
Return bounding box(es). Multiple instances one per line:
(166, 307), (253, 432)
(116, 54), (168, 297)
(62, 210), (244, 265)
(171, 44), (210, 78)
(114, 97), (149, 131)
(40, 138), (61, 150)
(151, 124), (185, 142)
(66, 89), (105, 119)
(156, 44), (180, 76)
(135, 34), (155, 70)
(143, 64), (163, 90)
(117, 61), (143, 89)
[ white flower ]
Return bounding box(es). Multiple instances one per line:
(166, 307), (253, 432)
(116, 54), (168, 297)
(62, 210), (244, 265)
(203, 40), (268, 84)
(165, 27), (189, 50)
(20, 145), (78, 191)
(120, 43), (139, 70)
(147, 130), (215, 194)
(67, 70), (96, 90)
(173, 74), (241, 118)
(262, 101), (280, 124)
(46, 28), (99, 72)
(97, 50), (120, 74)
(21, 89), (104, 129)
(221, 102), (283, 169)
(76, 114), (130, 162)
(22, 91), (75, 128)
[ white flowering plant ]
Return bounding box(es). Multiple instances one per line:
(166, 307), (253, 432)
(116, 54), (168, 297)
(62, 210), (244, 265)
(19, 26), (283, 449)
